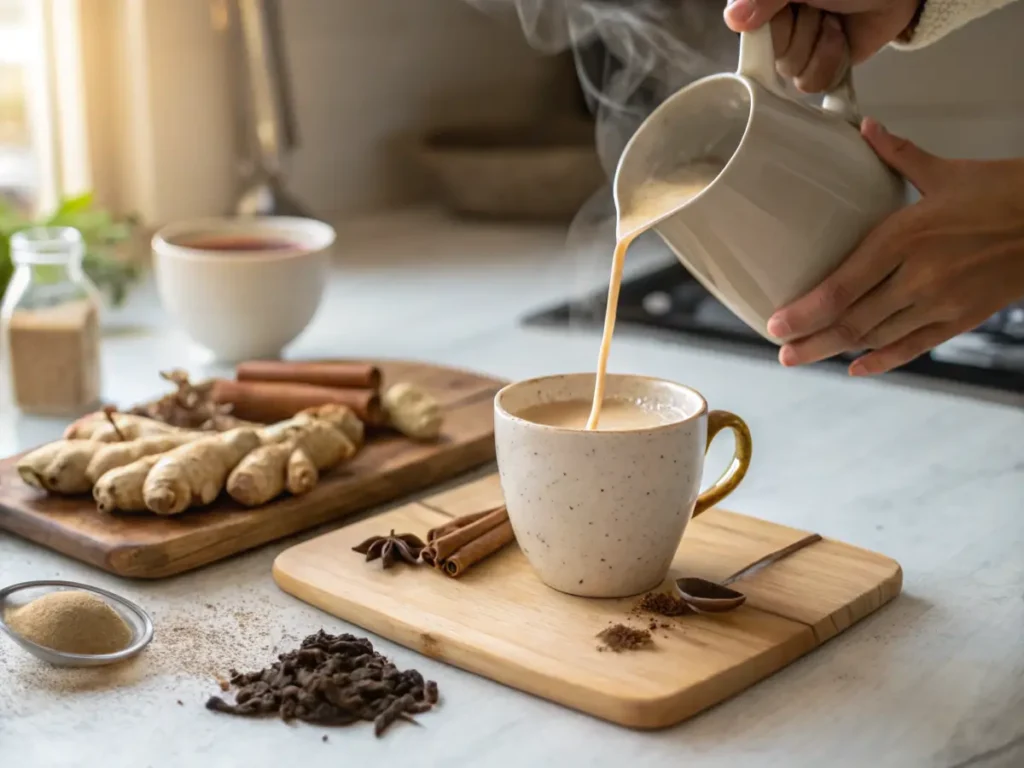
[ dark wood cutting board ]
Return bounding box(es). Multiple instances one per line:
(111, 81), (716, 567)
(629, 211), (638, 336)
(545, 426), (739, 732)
(0, 361), (503, 579)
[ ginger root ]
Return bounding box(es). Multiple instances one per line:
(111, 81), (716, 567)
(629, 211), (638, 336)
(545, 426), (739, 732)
(226, 442), (294, 507)
(382, 382), (443, 440)
(93, 455), (164, 514)
(18, 430), (201, 496)
(298, 404), (365, 447)
(143, 428), (261, 516)
(64, 412), (183, 442)
(286, 448), (318, 496)
(260, 418), (356, 470)
(18, 440), (100, 495)
(229, 415), (355, 506)
(85, 432), (201, 485)
(230, 413), (359, 506)
(293, 420), (356, 469)
(17, 442), (72, 491)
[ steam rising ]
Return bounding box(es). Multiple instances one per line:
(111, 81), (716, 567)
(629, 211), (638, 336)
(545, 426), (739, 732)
(463, 0), (739, 269)
(464, 0), (738, 176)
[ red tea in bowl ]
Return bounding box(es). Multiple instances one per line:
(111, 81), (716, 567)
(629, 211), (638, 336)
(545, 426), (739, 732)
(177, 235), (300, 252)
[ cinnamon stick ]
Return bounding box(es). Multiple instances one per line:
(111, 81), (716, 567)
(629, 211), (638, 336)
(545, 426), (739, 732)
(210, 379), (383, 424)
(422, 506), (514, 577)
(443, 520), (515, 577)
(425, 508), (497, 543)
(236, 360), (382, 390)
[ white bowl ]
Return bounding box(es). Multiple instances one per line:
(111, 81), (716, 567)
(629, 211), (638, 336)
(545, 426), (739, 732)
(152, 217), (335, 362)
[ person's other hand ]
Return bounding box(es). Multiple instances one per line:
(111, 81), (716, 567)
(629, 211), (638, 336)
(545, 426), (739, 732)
(767, 119), (1024, 376)
(724, 0), (921, 92)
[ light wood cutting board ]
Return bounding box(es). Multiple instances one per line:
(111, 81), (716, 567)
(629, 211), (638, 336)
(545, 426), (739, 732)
(0, 361), (503, 579)
(273, 474), (903, 729)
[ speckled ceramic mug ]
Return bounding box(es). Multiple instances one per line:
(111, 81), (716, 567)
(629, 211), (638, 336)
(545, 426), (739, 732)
(494, 374), (752, 598)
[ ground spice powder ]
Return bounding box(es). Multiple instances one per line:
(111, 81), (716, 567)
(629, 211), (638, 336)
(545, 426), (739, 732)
(637, 591), (694, 617)
(596, 624), (652, 652)
(5, 590), (133, 655)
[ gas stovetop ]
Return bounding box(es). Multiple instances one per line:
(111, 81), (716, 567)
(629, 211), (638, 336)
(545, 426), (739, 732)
(525, 262), (1024, 395)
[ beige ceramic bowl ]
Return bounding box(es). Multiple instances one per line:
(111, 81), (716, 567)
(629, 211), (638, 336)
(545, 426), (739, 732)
(419, 121), (606, 221)
(152, 216), (335, 362)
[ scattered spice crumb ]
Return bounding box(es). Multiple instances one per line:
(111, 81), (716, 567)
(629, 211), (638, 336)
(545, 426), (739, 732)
(596, 624), (652, 652)
(636, 591), (693, 617)
(216, 677), (229, 692)
(176, 699), (183, 706)
(322, 735), (328, 743)
(0, 591), (293, 703)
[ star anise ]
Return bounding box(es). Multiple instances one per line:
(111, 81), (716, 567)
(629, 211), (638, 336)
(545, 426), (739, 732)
(352, 530), (426, 569)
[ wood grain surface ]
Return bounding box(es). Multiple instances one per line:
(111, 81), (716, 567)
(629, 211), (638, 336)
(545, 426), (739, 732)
(0, 361), (503, 579)
(273, 474), (903, 729)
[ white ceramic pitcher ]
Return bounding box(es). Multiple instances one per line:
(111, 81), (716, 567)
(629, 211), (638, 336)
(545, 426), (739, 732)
(614, 27), (907, 343)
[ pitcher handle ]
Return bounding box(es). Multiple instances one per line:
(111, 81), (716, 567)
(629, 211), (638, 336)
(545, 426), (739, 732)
(738, 25), (861, 126)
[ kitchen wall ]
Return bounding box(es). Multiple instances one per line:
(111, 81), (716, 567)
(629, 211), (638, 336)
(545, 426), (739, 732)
(96, 0), (1023, 224)
(279, 0), (577, 214)
(275, 0), (1024, 211)
(856, 1), (1024, 159)
(94, 0), (574, 224)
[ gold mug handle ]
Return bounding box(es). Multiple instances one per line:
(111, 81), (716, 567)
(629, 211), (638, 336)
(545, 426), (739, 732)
(692, 410), (752, 517)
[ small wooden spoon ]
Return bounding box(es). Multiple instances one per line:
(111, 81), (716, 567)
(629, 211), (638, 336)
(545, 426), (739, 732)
(675, 533), (823, 613)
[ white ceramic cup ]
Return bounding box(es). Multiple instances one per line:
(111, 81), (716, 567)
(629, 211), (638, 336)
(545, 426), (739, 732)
(494, 374), (752, 598)
(152, 217), (335, 362)
(614, 27), (907, 343)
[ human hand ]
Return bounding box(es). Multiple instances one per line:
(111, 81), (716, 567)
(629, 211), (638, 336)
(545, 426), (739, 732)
(767, 118), (1024, 376)
(724, 0), (921, 92)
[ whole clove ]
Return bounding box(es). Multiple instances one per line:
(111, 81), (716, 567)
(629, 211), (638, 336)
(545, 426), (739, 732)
(205, 630), (439, 737)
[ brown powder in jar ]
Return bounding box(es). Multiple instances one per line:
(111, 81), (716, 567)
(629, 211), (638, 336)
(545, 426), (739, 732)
(4, 590), (133, 655)
(6, 300), (101, 416)
(596, 624), (652, 652)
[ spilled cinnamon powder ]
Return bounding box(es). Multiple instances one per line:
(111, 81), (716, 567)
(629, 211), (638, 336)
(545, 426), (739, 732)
(636, 591), (693, 617)
(596, 624), (652, 652)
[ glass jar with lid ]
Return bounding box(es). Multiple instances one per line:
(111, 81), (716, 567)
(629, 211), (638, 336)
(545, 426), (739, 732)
(0, 226), (103, 416)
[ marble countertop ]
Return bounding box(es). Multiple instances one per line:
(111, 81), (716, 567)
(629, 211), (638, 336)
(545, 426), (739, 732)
(1, 209), (1021, 768)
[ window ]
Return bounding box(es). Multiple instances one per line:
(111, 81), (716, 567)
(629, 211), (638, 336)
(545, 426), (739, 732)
(0, 0), (96, 218)
(0, 0), (257, 224)
(0, 0), (43, 213)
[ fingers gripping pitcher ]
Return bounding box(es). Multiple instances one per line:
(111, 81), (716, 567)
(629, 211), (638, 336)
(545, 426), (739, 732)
(612, 26), (907, 342)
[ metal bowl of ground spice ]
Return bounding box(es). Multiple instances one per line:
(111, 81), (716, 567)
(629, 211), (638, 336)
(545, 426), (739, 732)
(0, 580), (154, 667)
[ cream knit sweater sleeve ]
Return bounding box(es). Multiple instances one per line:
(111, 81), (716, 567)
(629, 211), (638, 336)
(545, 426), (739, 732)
(891, 0), (1018, 49)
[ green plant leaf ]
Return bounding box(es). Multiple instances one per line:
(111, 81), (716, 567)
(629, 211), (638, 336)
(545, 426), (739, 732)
(50, 191), (95, 220)
(99, 222), (133, 243)
(0, 238), (12, 299)
(0, 192), (141, 309)
(46, 210), (112, 237)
